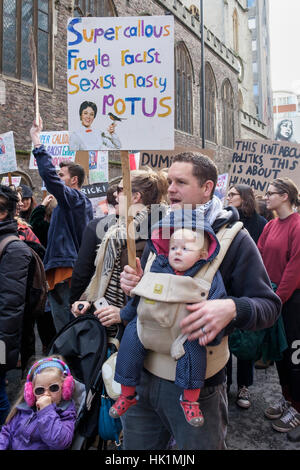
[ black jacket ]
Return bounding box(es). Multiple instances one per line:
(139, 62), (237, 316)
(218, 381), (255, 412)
(0, 219), (32, 371)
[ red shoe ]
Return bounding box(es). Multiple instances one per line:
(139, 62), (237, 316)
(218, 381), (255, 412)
(109, 394), (138, 418)
(180, 396), (204, 427)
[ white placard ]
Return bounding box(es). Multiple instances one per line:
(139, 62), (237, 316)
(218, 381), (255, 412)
(0, 131), (17, 174)
(1, 176), (21, 186)
(67, 16), (174, 151)
(30, 131), (75, 169)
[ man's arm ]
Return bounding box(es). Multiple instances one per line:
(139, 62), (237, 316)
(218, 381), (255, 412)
(30, 118), (79, 207)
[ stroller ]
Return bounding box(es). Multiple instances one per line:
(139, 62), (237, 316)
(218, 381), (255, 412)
(47, 313), (123, 450)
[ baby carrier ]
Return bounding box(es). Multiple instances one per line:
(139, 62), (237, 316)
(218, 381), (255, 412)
(48, 313), (123, 450)
(132, 216), (243, 382)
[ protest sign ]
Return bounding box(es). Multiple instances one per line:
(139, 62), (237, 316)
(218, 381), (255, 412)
(140, 147), (215, 170)
(88, 150), (109, 183)
(81, 182), (109, 198)
(1, 176), (21, 186)
(30, 131), (75, 169)
(67, 16), (174, 151)
(0, 132), (17, 174)
(229, 139), (300, 195)
(215, 173), (229, 203)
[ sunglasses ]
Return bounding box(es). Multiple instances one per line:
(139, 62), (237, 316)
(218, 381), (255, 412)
(116, 186), (124, 194)
(34, 383), (61, 396)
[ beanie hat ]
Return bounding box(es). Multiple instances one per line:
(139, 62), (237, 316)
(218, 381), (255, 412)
(20, 184), (33, 199)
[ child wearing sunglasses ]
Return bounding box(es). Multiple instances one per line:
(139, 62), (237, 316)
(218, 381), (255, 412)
(0, 356), (77, 450)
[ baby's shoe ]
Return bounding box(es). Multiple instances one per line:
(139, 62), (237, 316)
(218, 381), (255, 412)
(180, 395), (204, 427)
(109, 394), (138, 418)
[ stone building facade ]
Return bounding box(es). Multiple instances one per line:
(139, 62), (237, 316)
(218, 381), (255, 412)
(0, 0), (255, 200)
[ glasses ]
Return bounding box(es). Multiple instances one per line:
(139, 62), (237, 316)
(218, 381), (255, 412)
(265, 191), (281, 198)
(227, 192), (240, 198)
(34, 383), (61, 396)
(116, 186), (123, 194)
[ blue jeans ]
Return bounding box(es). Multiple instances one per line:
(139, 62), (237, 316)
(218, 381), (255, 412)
(0, 371), (10, 425)
(121, 369), (228, 450)
(48, 281), (73, 334)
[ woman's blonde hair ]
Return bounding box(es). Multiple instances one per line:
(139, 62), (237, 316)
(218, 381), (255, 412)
(130, 167), (169, 207)
(5, 355), (66, 424)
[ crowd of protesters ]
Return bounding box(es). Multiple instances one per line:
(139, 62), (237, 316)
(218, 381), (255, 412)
(0, 116), (299, 450)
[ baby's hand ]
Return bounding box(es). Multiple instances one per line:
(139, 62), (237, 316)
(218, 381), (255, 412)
(36, 396), (52, 411)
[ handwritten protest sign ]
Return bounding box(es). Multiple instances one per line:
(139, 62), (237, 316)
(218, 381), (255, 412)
(1, 176), (21, 186)
(30, 131), (75, 169)
(67, 16), (174, 151)
(0, 132), (17, 174)
(140, 148), (215, 170)
(229, 139), (300, 194)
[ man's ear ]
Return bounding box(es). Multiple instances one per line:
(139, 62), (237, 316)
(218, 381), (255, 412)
(202, 180), (215, 199)
(71, 175), (79, 187)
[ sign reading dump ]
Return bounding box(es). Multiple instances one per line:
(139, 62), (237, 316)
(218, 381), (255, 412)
(229, 139), (300, 194)
(67, 16), (174, 151)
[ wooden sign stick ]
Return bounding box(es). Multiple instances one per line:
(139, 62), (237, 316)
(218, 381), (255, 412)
(29, 28), (39, 124)
(8, 172), (12, 186)
(120, 151), (136, 270)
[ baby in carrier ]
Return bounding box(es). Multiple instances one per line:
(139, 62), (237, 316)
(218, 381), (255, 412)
(109, 212), (227, 427)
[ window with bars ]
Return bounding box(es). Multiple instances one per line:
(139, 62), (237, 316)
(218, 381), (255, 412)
(73, 0), (116, 17)
(175, 42), (193, 134)
(200, 63), (217, 143)
(222, 79), (234, 148)
(0, 0), (52, 87)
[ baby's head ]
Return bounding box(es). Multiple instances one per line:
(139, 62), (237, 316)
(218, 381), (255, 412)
(169, 228), (209, 272)
(24, 357), (74, 407)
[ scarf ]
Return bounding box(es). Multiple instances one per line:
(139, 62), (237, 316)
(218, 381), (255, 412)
(84, 209), (149, 303)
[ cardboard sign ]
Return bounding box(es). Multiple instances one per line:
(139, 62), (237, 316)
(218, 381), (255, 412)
(30, 131), (75, 169)
(81, 182), (109, 199)
(229, 139), (300, 194)
(140, 147), (215, 170)
(0, 132), (17, 174)
(67, 16), (174, 151)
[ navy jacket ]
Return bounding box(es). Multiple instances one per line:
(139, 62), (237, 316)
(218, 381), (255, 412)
(33, 146), (93, 271)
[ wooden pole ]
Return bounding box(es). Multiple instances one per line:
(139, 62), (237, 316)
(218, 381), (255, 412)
(29, 28), (39, 124)
(8, 172), (12, 185)
(120, 150), (136, 269)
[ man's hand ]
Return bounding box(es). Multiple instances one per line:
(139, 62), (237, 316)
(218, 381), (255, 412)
(30, 115), (43, 147)
(120, 257), (143, 296)
(180, 299), (237, 346)
(94, 305), (121, 327)
(107, 123), (116, 135)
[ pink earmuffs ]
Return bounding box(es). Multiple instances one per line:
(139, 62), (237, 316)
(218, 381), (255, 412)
(24, 357), (75, 407)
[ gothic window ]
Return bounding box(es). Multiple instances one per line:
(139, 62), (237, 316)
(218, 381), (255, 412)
(0, 0), (52, 87)
(222, 79), (234, 148)
(203, 63), (217, 143)
(175, 42), (193, 134)
(74, 0), (116, 17)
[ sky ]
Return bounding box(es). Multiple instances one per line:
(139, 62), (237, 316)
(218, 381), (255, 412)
(269, 0), (300, 93)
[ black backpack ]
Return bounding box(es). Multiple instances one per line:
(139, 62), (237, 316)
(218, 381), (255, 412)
(0, 235), (48, 318)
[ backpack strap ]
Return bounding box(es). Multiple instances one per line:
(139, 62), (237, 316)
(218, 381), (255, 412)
(195, 221), (244, 284)
(0, 235), (21, 260)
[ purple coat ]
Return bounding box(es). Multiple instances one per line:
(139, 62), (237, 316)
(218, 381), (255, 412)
(0, 400), (76, 450)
